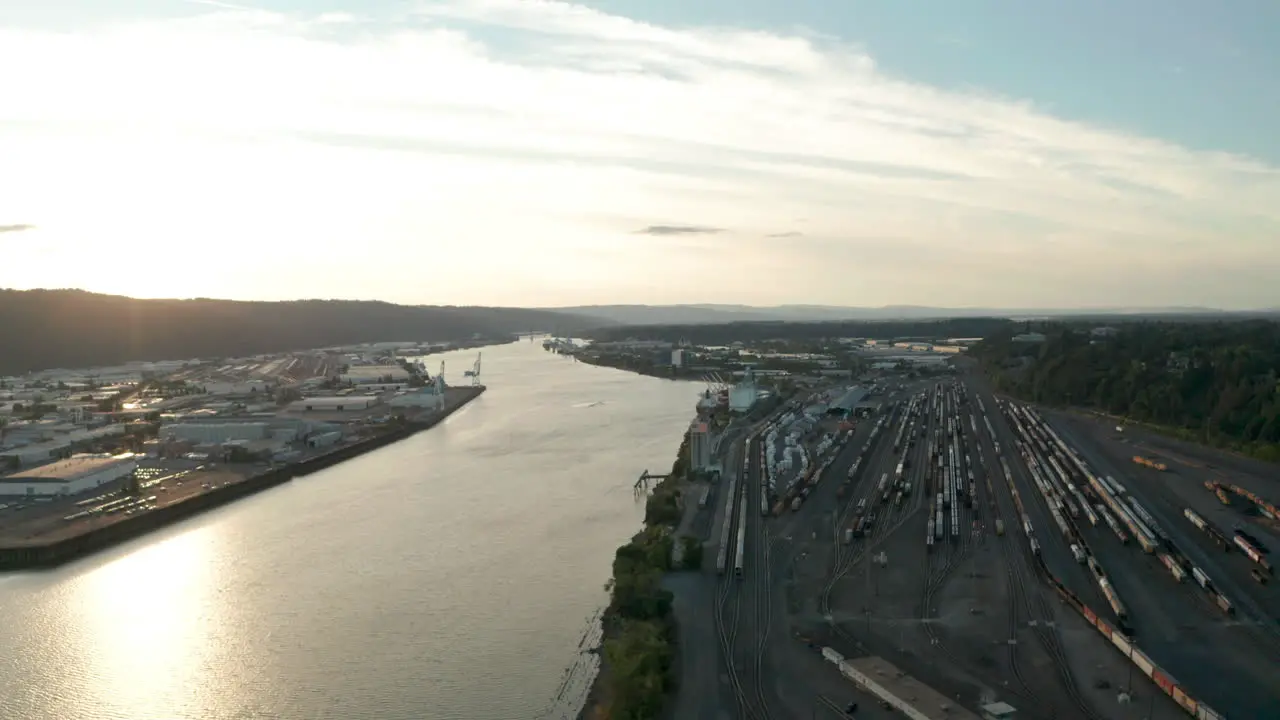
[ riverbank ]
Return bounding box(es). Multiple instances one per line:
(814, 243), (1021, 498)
(577, 432), (690, 719)
(569, 351), (704, 382)
(0, 386), (485, 571)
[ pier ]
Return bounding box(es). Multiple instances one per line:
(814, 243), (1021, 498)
(635, 469), (671, 490)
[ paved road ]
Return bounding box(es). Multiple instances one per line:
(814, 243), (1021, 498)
(1047, 414), (1280, 719)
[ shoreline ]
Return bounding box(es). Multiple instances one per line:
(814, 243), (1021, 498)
(576, 432), (690, 720)
(565, 352), (700, 382)
(0, 386), (486, 571)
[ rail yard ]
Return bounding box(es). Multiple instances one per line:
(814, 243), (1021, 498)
(690, 369), (1279, 719)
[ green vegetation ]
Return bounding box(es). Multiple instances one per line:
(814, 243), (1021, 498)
(596, 432), (691, 719)
(577, 341), (864, 386)
(973, 321), (1280, 462)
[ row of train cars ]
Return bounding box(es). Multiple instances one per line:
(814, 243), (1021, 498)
(1000, 400), (1273, 624)
(835, 384), (973, 548)
(712, 409), (857, 578)
(991, 398), (1234, 720)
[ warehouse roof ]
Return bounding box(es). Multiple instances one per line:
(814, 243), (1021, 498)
(829, 386), (868, 412)
(343, 365), (409, 375)
(844, 656), (980, 720)
(1, 454), (136, 483)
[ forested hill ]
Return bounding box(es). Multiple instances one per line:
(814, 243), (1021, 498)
(584, 317), (1015, 344)
(0, 289), (608, 375)
(971, 321), (1280, 461)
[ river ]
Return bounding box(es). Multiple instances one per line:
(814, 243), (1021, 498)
(0, 339), (698, 720)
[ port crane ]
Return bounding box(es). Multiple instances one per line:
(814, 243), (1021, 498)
(462, 352), (482, 386)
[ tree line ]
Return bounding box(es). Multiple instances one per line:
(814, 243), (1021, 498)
(972, 321), (1280, 462)
(584, 318), (1016, 344)
(588, 433), (697, 719)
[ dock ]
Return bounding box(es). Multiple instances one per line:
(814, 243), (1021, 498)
(0, 385), (486, 571)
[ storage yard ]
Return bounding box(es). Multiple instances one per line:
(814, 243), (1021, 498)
(681, 367), (1277, 719)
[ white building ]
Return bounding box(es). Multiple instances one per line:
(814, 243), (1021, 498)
(671, 349), (685, 368)
(340, 365), (411, 384)
(0, 454), (138, 497)
(162, 422), (269, 444)
(688, 420), (713, 472)
(729, 368), (760, 413)
(201, 381), (272, 396)
(289, 396), (378, 412)
(387, 388), (444, 411)
(0, 440), (73, 467)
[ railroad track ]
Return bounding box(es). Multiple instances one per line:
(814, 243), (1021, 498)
(1000, 537), (1042, 703)
(917, 424), (1025, 702)
(824, 390), (937, 640)
(823, 484), (922, 619)
(750, 516), (777, 720)
(712, 475), (754, 718)
(819, 407), (903, 618)
(991, 402), (1105, 719)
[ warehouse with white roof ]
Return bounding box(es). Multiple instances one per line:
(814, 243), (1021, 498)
(0, 454), (138, 497)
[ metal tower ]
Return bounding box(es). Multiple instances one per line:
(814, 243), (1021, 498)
(462, 352), (482, 386)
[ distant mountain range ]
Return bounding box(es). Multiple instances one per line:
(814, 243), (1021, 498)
(550, 304), (1280, 326)
(4, 289), (1274, 375)
(0, 289), (609, 376)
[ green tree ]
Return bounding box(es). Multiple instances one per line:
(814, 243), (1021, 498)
(973, 320), (1280, 460)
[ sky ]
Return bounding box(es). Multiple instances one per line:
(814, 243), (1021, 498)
(1, 0), (1278, 309)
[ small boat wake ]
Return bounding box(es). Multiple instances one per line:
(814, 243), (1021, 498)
(571, 401), (606, 409)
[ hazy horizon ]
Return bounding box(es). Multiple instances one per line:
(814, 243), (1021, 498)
(2, 1), (1277, 309)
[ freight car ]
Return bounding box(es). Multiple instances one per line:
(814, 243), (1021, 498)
(1159, 553), (1186, 583)
(1098, 577), (1128, 620)
(1235, 527), (1269, 554)
(1233, 534), (1273, 572)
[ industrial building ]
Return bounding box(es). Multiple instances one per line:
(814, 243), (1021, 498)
(827, 386), (869, 416)
(822, 651), (983, 720)
(671, 349), (685, 368)
(0, 439), (73, 467)
(162, 422), (270, 444)
(289, 396), (379, 412)
(0, 424), (129, 467)
(340, 365), (411, 384)
(0, 454), (138, 497)
(688, 420), (714, 472)
(387, 387), (444, 411)
(728, 368), (761, 413)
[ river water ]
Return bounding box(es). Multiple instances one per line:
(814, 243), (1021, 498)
(0, 340), (697, 720)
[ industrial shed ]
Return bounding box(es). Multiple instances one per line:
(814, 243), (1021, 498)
(340, 365), (410, 384)
(290, 396), (378, 412)
(822, 651), (982, 720)
(827, 386), (869, 416)
(162, 422), (269, 444)
(0, 454), (138, 497)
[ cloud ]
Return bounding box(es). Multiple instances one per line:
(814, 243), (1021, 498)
(0, 0), (1276, 308)
(767, 231), (804, 238)
(0, 224), (35, 234)
(636, 225), (724, 236)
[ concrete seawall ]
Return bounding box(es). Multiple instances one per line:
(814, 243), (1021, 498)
(0, 385), (485, 571)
